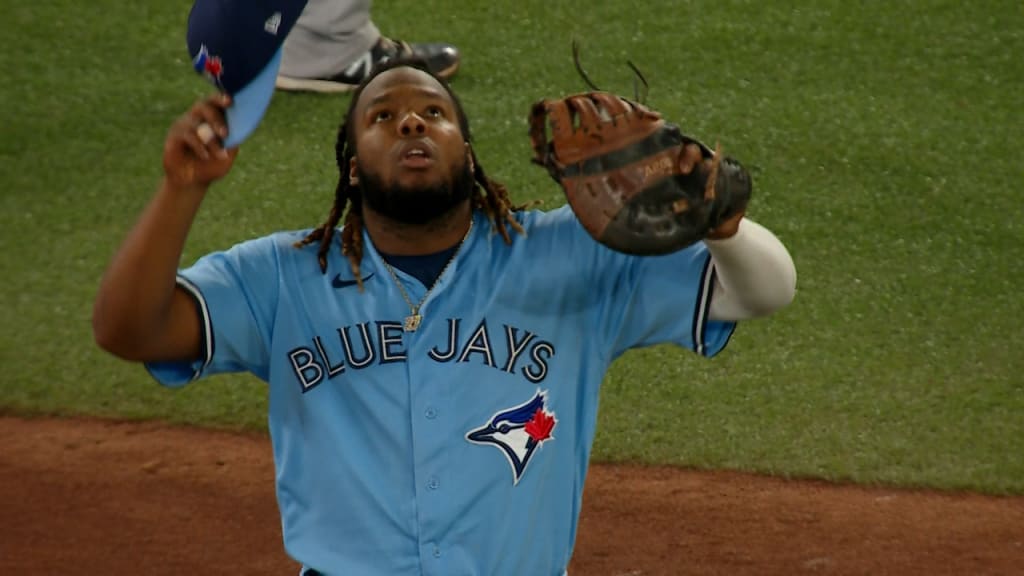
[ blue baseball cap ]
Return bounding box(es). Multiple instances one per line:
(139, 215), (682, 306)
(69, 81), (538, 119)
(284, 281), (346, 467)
(187, 0), (308, 147)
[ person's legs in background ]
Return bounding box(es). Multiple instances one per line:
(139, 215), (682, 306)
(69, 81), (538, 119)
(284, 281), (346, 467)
(276, 0), (460, 93)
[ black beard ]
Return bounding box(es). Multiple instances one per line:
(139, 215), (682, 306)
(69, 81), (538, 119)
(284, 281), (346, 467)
(357, 162), (475, 226)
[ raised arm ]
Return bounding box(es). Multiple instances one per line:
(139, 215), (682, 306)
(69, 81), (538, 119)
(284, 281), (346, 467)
(92, 94), (236, 362)
(705, 216), (797, 322)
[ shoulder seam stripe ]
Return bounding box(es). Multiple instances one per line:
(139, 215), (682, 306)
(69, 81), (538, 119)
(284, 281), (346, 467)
(176, 276), (214, 381)
(693, 255), (715, 357)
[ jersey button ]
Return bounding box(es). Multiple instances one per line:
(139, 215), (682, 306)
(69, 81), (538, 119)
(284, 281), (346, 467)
(433, 546), (442, 558)
(424, 407), (438, 419)
(427, 476), (440, 490)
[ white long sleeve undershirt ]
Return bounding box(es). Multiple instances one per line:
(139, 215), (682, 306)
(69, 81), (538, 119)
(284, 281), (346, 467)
(704, 219), (797, 322)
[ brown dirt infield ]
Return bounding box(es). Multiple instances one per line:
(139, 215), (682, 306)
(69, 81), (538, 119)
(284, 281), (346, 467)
(1, 416), (1021, 576)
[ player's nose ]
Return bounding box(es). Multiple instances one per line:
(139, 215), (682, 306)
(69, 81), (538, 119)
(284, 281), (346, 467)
(398, 112), (426, 137)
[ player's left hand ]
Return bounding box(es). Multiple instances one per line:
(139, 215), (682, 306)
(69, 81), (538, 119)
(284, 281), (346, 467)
(706, 211), (745, 240)
(529, 91), (753, 255)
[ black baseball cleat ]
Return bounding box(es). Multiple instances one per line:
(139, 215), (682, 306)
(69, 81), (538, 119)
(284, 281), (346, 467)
(276, 36), (461, 93)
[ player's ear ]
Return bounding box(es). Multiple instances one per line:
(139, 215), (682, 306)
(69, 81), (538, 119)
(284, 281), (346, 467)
(465, 143), (475, 174)
(349, 156), (359, 185)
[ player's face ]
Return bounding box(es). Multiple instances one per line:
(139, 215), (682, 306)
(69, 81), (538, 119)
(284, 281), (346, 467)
(351, 67), (473, 224)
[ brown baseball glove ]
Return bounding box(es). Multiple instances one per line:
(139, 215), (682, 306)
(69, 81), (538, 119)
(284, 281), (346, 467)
(529, 77), (752, 255)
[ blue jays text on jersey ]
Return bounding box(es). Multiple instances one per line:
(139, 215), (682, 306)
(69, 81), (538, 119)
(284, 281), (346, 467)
(145, 205), (735, 576)
(287, 317), (556, 392)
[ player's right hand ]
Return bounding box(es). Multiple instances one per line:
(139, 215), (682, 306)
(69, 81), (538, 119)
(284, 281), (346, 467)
(163, 94), (238, 189)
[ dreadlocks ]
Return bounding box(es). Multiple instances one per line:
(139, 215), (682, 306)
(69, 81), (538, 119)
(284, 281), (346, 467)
(294, 57), (526, 287)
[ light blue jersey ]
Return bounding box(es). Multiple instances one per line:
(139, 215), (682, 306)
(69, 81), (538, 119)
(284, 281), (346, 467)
(147, 205), (735, 576)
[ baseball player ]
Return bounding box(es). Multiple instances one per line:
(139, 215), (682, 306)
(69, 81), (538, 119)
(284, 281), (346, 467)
(93, 59), (796, 575)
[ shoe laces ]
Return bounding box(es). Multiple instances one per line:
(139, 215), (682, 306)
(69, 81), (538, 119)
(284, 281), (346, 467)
(377, 37), (414, 59)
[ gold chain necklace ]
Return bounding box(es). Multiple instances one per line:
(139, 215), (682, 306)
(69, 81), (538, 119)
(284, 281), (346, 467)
(382, 220), (473, 332)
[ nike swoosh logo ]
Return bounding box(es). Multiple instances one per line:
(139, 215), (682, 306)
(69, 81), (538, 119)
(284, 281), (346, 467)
(332, 273), (373, 289)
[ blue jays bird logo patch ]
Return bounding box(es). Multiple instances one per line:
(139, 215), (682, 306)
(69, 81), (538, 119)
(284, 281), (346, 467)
(466, 391), (557, 485)
(192, 44), (224, 88)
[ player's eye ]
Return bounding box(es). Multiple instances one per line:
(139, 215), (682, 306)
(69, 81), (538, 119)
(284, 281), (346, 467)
(373, 110), (392, 123)
(425, 106), (444, 119)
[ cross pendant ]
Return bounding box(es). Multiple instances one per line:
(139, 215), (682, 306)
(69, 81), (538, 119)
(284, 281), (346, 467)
(403, 314), (422, 332)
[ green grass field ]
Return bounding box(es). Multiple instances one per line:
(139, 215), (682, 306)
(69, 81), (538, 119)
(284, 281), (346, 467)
(3, 0), (1022, 494)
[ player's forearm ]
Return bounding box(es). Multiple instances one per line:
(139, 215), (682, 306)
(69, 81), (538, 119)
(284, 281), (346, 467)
(92, 179), (207, 354)
(704, 218), (796, 321)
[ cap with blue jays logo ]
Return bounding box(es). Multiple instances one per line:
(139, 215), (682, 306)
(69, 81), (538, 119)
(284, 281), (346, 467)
(187, 0), (308, 147)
